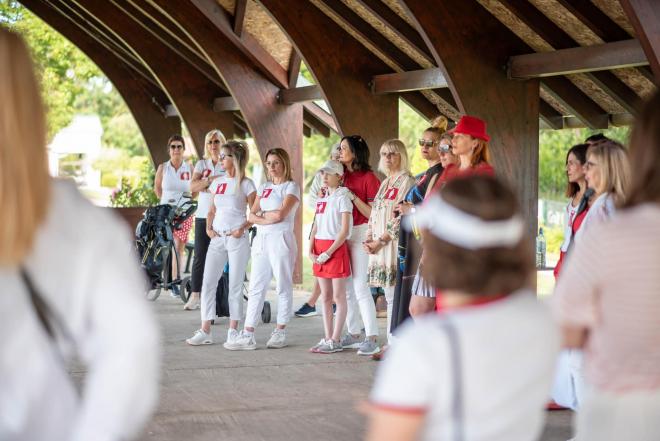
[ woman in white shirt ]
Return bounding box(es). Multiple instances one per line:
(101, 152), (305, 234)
(154, 134), (194, 297)
(184, 129), (226, 310)
(186, 140), (256, 346)
(308, 160), (353, 354)
(0, 27), (159, 441)
(225, 148), (300, 350)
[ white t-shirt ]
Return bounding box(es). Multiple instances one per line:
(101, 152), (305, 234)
(257, 181), (300, 233)
(160, 161), (192, 206)
(0, 180), (159, 441)
(209, 176), (256, 232)
(370, 291), (559, 441)
(194, 159), (225, 219)
(313, 187), (353, 240)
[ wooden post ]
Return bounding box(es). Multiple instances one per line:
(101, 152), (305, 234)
(620, 0), (660, 84)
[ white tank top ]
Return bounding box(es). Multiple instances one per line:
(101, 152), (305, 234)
(194, 159), (225, 219)
(160, 161), (192, 206)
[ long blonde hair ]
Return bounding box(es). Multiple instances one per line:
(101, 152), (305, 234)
(0, 27), (50, 265)
(222, 140), (250, 183)
(587, 140), (630, 206)
(203, 129), (226, 159)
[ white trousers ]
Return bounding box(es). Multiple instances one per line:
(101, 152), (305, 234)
(576, 385), (660, 441)
(345, 223), (379, 337)
(244, 229), (297, 328)
(200, 234), (250, 322)
(551, 349), (584, 410)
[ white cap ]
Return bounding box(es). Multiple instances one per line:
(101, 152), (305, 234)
(319, 160), (344, 176)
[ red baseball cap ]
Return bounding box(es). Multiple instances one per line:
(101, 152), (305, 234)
(448, 115), (490, 142)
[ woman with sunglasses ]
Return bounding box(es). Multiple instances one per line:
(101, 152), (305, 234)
(225, 148), (300, 350)
(186, 141), (256, 346)
(338, 135), (382, 356)
(154, 134), (194, 297)
(183, 129), (227, 310)
(390, 117), (449, 335)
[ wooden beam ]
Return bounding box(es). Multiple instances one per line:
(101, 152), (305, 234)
(509, 39), (648, 78)
(259, 0), (399, 168)
(288, 49), (301, 87)
(191, 0), (288, 88)
(278, 85), (323, 104)
(541, 77), (609, 129)
(401, 0), (540, 239)
(354, 0), (433, 63)
(399, 91), (440, 121)
(303, 102), (338, 133)
(302, 124), (312, 138)
(22, 0), (180, 165)
(555, 0), (632, 42)
(620, 0), (660, 82)
(212, 96), (240, 112)
(371, 68), (447, 94)
(150, 0), (305, 283)
(303, 108), (331, 137)
(73, 0), (227, 156)
(539, 100), (564, 130)
(500, 0), (575, 50)
(233, 0), (248, 37)
(585, 71), (641, 115)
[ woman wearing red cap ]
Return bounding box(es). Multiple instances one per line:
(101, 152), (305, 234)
(432, 115), (494, 192)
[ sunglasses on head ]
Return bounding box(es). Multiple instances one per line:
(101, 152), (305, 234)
(418, 139), (438, 148)
(220, 153), (233, 160)
(170, 144), (184, 150)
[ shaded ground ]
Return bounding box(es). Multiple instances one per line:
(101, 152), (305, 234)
(134, 290), (572, 441)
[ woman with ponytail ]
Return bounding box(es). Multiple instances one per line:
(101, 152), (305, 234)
(186, 140), (257, 347)
(390, 117), (449, 334)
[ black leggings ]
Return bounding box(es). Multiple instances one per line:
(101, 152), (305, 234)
(191, 218), (211, 292)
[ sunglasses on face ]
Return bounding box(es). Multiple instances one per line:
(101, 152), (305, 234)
(207, 139), (222, 145)
(439, 144), (451, 153)
(220, 153), (233, 160)
(170, 144), (184, 150)
(418, 139), (438, 148)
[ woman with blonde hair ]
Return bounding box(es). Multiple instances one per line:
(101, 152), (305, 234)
(225, 148), (301, 350)
(0, 27), (159, 441)
(186, 140), (256, 346)
(184, 129), (226, 310)
(553, 92), (660, 440)
(154, 134), (194, 297)
(363, 139), (414, 346)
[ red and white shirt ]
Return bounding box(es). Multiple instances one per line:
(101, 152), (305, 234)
(209, 176), (256, 232)
(160, 161), (192, 207)
(194, 158), (225, 219)
(257, 181), (300, 233)
(342, 169), (380, 226)
(314, 187), (353, 240)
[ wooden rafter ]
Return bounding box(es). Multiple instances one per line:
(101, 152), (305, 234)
(399, 91), (439, 121)
(541, 77), (608, 128)
(585, 71), (641, 115)
(233, 0), (248, 37)
(620, 0), (660, 83)
(278, 85), (323, 104)
(555, 0), (632, 42)
(509, 39), (648, 78)
(371, 68), (448, 94)
(539, 100), (564, 130)
(288, 49), (301, 87)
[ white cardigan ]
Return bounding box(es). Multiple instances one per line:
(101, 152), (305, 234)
(0, 180), (160, 441)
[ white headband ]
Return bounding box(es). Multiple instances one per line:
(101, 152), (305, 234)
(409, 194), (525, 249)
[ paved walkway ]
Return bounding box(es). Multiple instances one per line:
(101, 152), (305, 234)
(136, 290), (572, 441)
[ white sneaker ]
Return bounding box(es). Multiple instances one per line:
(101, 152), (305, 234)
(225, 328), (239, 345)
(183, 297), (200, 310)
(186, 329), (213, 346)
(309, 338), (327, 353)
(266, 329), (287, 349)
(224, 331), (257, 350)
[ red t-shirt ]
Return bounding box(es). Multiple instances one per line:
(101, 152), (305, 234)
(343, 169), (381, 226)
(432, 162), (495, 192)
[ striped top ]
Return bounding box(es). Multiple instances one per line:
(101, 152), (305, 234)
(553, 203), (660, 392)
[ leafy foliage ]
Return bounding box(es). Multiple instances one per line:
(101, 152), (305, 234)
(109, 178), (159, 208)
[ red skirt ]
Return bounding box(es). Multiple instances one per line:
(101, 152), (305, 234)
(173, 216), (193, 242)
(313, 239), (351, 279)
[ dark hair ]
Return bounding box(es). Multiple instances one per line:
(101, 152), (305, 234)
(584, 133), (608, 144)
(565, 143), (589, 197)
(421, 176), (533, 296)
(167, 134), (185, 149)
(625, 91), (660, 207)
(340, 135), (372, 172)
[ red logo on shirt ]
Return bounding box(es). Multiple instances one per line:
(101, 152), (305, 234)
(384, 188), (399, 200)
(202, 169), (212, 178)
(315, 201), (327, 214)
(215, 183), (227, 195)
(261, 188), (273, 198)
(180, 172), (190, 180)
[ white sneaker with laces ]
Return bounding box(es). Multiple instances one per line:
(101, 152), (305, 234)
(266, 329), (287, 349)
(224, 331), (257, 350)
(183, 297), (200, 310)
(186, 329), (213, 346)
(225, 328), (239, 345)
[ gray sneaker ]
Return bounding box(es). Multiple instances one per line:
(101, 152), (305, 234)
(340, 333), (363, 349)
(309, 338), (328, 352)
(315, 340), (343, 354)
(357, 338), (380, 356)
